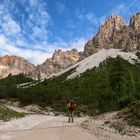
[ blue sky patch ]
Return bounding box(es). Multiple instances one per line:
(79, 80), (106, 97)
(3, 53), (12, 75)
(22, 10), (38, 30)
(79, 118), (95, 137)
(0, 0), (139, 64)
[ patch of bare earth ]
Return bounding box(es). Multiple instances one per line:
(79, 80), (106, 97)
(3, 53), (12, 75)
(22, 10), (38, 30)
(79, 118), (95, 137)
(81, 112), (140, 140)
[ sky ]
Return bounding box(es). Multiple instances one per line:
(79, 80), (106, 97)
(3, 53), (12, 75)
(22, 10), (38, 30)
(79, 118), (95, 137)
(0, 0), (140, 65)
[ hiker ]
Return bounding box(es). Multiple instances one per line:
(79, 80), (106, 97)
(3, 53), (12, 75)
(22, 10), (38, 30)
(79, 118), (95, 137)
(68, 99), (76, 123)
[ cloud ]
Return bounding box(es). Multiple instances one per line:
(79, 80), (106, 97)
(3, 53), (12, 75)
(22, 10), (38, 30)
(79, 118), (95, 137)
(113, 4), (125, 15)
(110, 0), (140, 23)
(0, 0), (52, 58)
(85, 13), (99, 26)
(29, 0), (40, 7)
(76, 10), (99, 26)
(0, 34), (87, 64)
(0, 35), (51, 65)
(26, 3), (51, 35)
(51, 37), (87, 52)
(1, 15), (21, 36)
(0, 0), (88, 65)
(113, 0), (138, 15)
(55, 1), (67, 14)
(67, 38), (87, 52)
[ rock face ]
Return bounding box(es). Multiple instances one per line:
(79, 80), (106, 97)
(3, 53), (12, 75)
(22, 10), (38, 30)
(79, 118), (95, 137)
(0, 55), (35, 78)
(130, 12), (140, 31)
(83, 12), (140, 57)
(37, 49), (80, 76)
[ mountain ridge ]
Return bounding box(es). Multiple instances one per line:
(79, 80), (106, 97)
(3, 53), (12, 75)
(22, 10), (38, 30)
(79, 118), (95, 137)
(83, 12), (140, 57)
(0, 55), (35, 79)
(0, 12), (140, 79)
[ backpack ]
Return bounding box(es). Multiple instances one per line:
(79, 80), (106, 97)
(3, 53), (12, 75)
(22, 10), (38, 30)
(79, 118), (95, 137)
(69, 102), (76, 110)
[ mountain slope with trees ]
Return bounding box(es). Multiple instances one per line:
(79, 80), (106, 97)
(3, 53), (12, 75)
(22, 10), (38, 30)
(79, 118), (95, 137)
(0, 56), (139, 118)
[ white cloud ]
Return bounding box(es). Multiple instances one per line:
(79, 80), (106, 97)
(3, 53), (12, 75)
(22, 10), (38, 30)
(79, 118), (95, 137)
(110, 0), (140, 23)
(0, 35), (51, 65)
(29, 0), (40, 7)
(15, 39), (27, 47)
(51, 37), (87, 52)
(55, 1), (67, 14)
(113, 0), (138, 16)
(1, 15), (21, 36)
(112, 4), (125, 15)
(32, 26), (48, 39)
(76, 11), (99, 26)
(67, 38), (87, 52)
(0, 34), (87, 65)
(85, 13), (99, 26)
(26, 3), (50, 41)
(0, 0), (88, 65)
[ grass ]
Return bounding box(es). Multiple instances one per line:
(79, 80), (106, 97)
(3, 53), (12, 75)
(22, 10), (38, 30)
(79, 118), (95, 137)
(0, 105), (25, 121)
(122, 101), (140, 126)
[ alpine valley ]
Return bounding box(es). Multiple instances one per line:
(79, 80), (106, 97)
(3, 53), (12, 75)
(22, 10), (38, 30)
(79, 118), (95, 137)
(0, 12), (140, 127)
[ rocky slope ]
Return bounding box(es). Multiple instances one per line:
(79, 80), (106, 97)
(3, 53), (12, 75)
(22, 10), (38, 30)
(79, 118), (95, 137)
(38, 12), (140, 76)
(83, 12), (140, 57)
(0, 55), (35, 79)
(52, 48), (138, 79)
(36, 49), (80, 76)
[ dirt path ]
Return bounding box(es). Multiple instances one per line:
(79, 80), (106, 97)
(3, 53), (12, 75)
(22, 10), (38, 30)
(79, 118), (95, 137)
(0, 116), (96, 140)
(0, 114), (139, 140)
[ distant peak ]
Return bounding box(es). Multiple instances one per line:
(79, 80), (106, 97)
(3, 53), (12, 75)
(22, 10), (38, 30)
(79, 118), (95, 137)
(129, 11), (140, 30)
(97, 13), (125, 35)
(106, 13), (125, 25)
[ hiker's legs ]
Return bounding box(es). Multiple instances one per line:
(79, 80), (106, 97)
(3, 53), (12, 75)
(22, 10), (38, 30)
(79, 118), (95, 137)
(71, 110), (74, 122)
(68, 111), (72, 122)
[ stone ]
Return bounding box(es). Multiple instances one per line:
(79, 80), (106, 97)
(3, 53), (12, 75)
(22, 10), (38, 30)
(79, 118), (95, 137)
(37, 49), (80, 76)
(83, 12), (140, 57)
(0, 55), (35, 79)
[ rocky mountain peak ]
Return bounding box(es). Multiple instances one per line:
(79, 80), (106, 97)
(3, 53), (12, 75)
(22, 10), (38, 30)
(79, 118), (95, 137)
(98, 14), (125, 35)
(52, 49), (79, 62)
(92, 14), (126, 48)
(83, 12), (140, 57)
(129, 12), (140, 31)
(37, 49), (80, 76)
(0, 55), (35, 78)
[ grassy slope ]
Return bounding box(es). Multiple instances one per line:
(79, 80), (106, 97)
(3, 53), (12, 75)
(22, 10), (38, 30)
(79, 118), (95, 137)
(0, 74), (33, 86)
(121, 101), (140, 126)
(0, 105), (25, 121)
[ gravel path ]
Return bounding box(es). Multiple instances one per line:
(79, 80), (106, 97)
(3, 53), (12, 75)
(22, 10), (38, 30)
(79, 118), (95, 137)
(0, 113), (139, 140)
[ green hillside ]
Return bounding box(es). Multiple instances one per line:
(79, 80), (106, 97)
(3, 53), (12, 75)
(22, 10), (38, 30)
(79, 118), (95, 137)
(1, 56), (139, 117)
(0, 73), (33, 98)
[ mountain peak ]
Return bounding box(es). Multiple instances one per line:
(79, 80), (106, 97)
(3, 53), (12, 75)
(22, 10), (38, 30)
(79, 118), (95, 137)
(98, 13), (125, 35)
(0, 55), (35, 79)
(83, 12), (140, 57)
(129, 12), (140, 31)
(37, 48), (80, 76)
